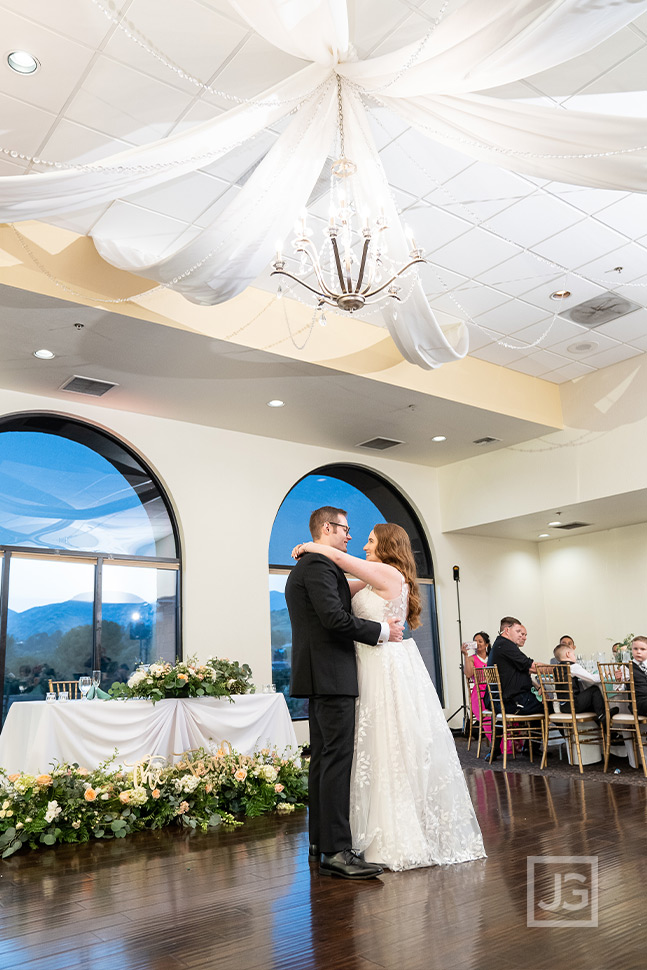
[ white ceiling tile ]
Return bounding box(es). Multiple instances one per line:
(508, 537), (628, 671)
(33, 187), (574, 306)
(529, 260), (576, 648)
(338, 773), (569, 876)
(418, 263), (468, 300)
(361, 6), (434, 58)
(400, 202), (471, 252)
(483, 194), (584, 249)
(465, 322), (504, 353)
(592, 196), (647, 241)
(380, 129), (473, 195)
(578, 344), (644, 369)
(510, 316), (589, 350)
(65, 55), (196, 145)
(44, 203), (112, 236)
(204, 34), (307, 108)
(0, 92), (56, 155)
(593, 307), (647, 344)
(0, 9), (98, 114)
(547, 329), (622, 360)
(541, 361), (596, 383)
(513, 349), (572, 375)
(532, 220), (628, 270)
(476, 251), (561, 297)
(575, 243), (647, 292)
(366, 106), (410, 151)
(540, 182), (629, 216)
(561, 46), (647, 116)
(473, 301), (550, 337)
(101, 0), (249, 97)
(428, 228), (521, 278)
(0, 155), (26, 176)
(3, 0), (115, 47)
(524, 27), (643, 97)
(507, 353), (566, 378)
(470, 341), (529, 366)
(194, 183), (241, 229)
(426, 162), (537, 223)
(432, 281), (508, 318)
(626, 331), (647, 352)
(517, 276), (606, 312)
(38, 118), (134, 165)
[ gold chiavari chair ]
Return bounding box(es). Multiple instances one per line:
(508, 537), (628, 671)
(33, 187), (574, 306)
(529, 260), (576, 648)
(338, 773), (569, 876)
(48, 679), (79, 699)
(472, 666), (494, 759)
(482, 666), (546, 770)
(535, 664), (600, 774)
(597, 662), (647, 777)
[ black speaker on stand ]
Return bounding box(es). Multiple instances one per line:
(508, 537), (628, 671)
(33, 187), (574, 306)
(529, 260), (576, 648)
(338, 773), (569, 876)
(447, 565), (469, 736)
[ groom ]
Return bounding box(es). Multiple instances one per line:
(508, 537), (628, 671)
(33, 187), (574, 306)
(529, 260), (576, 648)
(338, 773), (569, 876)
(286, 506), (403, 879)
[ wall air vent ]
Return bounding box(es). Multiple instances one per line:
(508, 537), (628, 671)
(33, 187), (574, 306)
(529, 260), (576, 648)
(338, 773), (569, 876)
(356, 437), (404, 451)
(554, 521), (591, 530)
(473, 436), (501, 445)
(559, 291), (641, 328)
(59, 375), (118, 397)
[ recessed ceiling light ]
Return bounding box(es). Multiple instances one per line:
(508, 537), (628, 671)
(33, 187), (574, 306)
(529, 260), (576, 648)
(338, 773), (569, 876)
(566, 340), (598, 355)
(266, 399), (285, 408)
(548, 520), (561, 527)
(431, 435), (447, 442)
(7, 51), (40, 75)
(33, 348), (55, 359)
(538, 533), (550, 538)
(550, 290), (571, 300)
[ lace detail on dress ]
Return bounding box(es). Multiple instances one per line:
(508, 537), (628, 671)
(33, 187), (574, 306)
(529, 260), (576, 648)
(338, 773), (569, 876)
(350, 575), (486, 871)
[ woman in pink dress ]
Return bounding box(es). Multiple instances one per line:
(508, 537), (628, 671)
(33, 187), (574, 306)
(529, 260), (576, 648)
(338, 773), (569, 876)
(462, 632), (491, 734)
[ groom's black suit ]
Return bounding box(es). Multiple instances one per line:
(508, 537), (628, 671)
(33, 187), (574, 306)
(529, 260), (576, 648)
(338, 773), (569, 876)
(286, 552), (382, 854)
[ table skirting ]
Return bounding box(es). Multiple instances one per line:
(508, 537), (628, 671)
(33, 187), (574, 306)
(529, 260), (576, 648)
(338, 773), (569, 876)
(0, 694), (298, 774)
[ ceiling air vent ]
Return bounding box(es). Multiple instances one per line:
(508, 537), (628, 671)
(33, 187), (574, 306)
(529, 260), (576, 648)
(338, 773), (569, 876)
(356, 437), (404, 451)
(559, 291), (641, 328)
(60, 375), (118, 397)
(473, 436), (501, 446)
(554, 521), (591, 531)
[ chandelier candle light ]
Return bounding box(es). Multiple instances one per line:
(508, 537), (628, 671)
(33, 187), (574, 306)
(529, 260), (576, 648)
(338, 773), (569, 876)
(271, 78), (427, 319)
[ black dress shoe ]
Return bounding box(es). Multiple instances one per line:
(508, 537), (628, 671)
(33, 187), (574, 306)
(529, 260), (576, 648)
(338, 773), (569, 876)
(308, 843), (320, 862)
(319, 849), (383, 879)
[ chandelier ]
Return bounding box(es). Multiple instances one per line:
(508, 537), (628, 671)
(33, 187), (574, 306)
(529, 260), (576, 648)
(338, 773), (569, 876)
(271, 78), (428, 317)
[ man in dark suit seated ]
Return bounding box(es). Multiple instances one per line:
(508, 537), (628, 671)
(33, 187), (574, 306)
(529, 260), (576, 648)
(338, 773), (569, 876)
(488, 615), (544, 716)
(286, 506), (403, 880)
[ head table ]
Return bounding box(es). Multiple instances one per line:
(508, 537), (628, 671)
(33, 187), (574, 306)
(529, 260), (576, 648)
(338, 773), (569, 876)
(0, 694), (298, 775)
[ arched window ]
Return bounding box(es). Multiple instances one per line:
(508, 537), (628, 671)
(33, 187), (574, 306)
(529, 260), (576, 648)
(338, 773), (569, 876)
(269, 464), (441, 719)
(0, 414), (181, 721)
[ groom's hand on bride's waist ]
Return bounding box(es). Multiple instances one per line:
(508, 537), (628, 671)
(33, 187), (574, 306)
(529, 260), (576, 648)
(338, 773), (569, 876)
(387, 618), (404, 642)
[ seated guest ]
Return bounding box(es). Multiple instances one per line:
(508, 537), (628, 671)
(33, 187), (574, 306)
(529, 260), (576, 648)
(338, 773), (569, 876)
(630, 637), (647, 716)
(553, 643), (617, 725)
(463, 632), (519, 757)
(488, 616), (543, 716)
(548, 634), (575, 665)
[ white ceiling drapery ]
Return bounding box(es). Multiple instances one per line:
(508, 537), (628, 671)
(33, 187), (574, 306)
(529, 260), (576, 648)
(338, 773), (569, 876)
(0, 0), (646, 369)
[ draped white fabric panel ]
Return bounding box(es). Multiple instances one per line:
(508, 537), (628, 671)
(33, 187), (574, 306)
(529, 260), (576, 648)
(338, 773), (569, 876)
(0, 696), (298, 774)
(0, 0), (646, 367)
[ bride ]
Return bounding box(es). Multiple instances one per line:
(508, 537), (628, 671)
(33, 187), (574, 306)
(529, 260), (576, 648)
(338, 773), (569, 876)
(293, 522), (485, 871)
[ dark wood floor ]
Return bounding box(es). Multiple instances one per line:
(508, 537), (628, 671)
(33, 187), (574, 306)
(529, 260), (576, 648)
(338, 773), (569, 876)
(1, 766), (644, 970)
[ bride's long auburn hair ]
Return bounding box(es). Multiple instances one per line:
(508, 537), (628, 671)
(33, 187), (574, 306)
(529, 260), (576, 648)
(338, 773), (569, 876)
(373, 523), (422, 630)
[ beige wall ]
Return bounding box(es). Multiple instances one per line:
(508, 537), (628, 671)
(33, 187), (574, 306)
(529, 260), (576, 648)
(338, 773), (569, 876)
(537, 523), (647, 658)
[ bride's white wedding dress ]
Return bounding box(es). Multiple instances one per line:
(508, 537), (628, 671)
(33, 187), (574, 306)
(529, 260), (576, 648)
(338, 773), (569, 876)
(350, 578), (486, 871)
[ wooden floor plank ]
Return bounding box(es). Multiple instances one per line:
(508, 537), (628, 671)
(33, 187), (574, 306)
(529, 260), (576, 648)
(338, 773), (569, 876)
(1, 768), (646, 969)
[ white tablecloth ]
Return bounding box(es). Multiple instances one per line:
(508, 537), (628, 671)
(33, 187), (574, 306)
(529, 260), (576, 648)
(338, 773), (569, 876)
(0, 695), (298, 774)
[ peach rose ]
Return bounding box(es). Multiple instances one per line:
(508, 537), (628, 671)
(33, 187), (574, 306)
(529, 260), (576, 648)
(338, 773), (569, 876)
(177, 673), (188, 681)
(234, 768), (247, 782)
(205, 783), (213, 794)
(84, 788), (97, 801)
(177, 800), (189, 815)
(36, 774), (53, 786)
(7, 774), (19, 782)
(151, 789), (161, 799)
(119, 791), (130, 804)
(274, 784), (284, 793)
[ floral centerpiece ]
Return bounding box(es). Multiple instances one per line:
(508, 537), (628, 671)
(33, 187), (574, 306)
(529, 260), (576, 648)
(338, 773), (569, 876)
(0, 745), (308, 858)
(109, 655), (254, 702)
(610, 634), (634, 662)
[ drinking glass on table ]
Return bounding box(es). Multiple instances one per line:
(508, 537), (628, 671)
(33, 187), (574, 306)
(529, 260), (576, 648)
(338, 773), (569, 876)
(92, 669), (101, 696)
(78, 676), (92, 700)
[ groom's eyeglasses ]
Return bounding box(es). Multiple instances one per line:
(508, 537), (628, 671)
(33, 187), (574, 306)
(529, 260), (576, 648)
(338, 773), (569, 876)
(327, 521), (350, 535)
